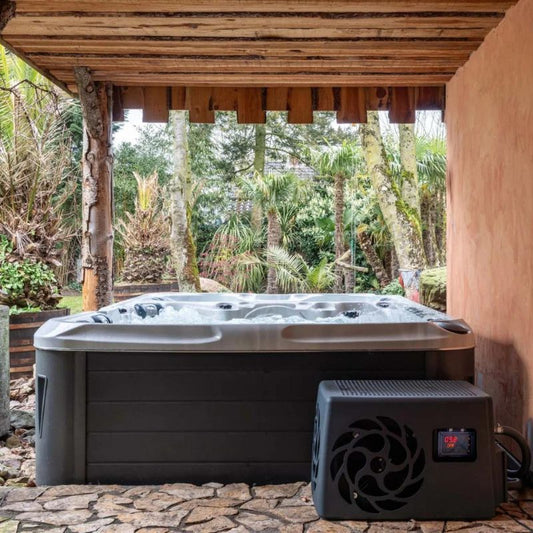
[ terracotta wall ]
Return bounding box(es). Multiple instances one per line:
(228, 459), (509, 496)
(446, 0), (533, 431)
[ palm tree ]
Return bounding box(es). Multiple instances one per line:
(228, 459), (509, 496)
(200, 213), (265, 293)
(266, 247), (335, 293)
(241, 171), (306, 293)
(416, 137), (446, 266)
(0, 48), (75, 307)
(387, 133), (446, 267)
(314, 142), (362, 292)
(116, 171), (170, 283)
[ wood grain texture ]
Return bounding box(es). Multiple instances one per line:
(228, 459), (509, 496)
(4, 15), (502, 39)
(143, 86), (169, 122)
(287, 87), (313, 123)
(52, 71), (453, 87)
(113, 84), (444, 124)
(9, 38), (482, 58)
(14, 0), (517, 13)
(0, 0), (518, 115)
(186, 87), (214, 123)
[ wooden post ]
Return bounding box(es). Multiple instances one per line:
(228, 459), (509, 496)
(74, 67), (114, 311)
(0, 305), (9, 438)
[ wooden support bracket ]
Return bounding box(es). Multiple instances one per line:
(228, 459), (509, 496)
(287, 87), (313, 124)
(187, 87), (215, 123)
(211, 87), (238, 111)
(237, 88), (265, 124)
(170, 87), (186, 110)
(143, 86), (170, 123)
(266, 88), (288, 111)
(367, 87), (390, 111)
(112, 86), (124, 122)
(389, 87), (417, 124)
(314, 87), (336, 111)
(112, 84), (445, 125)
(121, 86), (144, 109)
(337, 87), (367, 124)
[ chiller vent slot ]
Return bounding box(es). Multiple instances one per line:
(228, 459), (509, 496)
(311, 404), (321, 491)
(336, 379), (479, 398)
(36, 375), (48, 438)
(329, 416), (425, 514)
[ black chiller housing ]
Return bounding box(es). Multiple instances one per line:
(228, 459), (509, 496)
(311, 380), (506, 520)
(34, 293), (475, 486)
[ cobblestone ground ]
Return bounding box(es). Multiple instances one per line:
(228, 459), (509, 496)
(0, 483), (532, 533)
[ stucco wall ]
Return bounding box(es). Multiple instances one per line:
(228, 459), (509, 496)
(446, 0), (533, 431)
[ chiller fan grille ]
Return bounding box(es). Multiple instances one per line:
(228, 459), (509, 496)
(311, 403), (320, 491)
(330, 416), (425, 514)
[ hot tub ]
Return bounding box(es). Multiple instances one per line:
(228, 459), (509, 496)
(34, 293), (475, 485)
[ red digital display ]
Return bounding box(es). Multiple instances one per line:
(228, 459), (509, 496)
(444, 436), (458, 444)
(435, 429), (476, 461)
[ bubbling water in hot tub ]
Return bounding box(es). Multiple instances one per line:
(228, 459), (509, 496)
(105, 295), (446, 326)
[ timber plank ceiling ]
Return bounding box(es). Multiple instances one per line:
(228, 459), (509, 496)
(0, 0), (519, 123)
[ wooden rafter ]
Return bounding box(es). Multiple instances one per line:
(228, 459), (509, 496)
(11, 1), (519, 13)
(115, 85), (444, 125)
(0, 1), (519, 95)
(0, 0), (520, 122)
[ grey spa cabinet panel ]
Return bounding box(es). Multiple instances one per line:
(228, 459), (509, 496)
(34, 294), (475, 485)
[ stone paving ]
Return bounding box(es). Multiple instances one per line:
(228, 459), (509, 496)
(0, 482), (533, 533)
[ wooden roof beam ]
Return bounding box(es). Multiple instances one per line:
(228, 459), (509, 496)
(14, 1), (517, 13)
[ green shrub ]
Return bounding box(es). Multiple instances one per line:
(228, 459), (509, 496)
(380, 279), (405, 296)
(0, 236), (61, 311)
(420, 267), (446, 312)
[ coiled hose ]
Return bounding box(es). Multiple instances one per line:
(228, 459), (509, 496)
(495, 424), (532, 483)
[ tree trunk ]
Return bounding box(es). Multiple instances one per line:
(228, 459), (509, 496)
(361, 112), (426, 300)
(390, 248), (400, 280)
(421, 192), (438, 267)
(434, 189), (446, 265)
(344, 256), (355, 294)
(74, 68), (114, 311)
(398, 124), (421, 217)
(357, 229), (391, 288)
(334, 172), (345, 292)
(169, 110), (200, 292)
(266, 209), (281, 294)
(251, 124), (266, 231)
(361, 112), (426, 271)
(0, 306), (9, 438)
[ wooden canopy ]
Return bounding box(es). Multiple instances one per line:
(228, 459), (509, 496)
(0, 0), (518, 124)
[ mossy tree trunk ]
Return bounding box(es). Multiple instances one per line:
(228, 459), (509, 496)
(251, 124), (267, 231)
(398, 124), (421, 218)
(169, 110), (200, 292)
(357, 229), (391, 288)
(435, 189), (446, 265)
(266, 208), (281, 294)
(421, 192), (439, 267)
(334, 172), (346, 292)
(361, 112), (427, 278)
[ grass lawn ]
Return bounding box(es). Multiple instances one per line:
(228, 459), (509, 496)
(58, 294), (83, 314)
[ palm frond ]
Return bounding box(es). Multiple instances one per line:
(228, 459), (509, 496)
(265, 246), (308, 293)
(306, 256), (335, 292)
